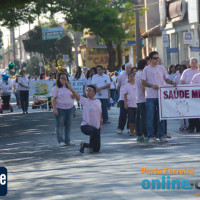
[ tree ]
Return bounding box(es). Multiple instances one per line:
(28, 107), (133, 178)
(23, 25), (73, 65)
(61, 1), (124, 71)
(26, 56), (43, 76)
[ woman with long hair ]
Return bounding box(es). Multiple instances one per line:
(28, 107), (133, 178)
(13, 75), (21, 109)
(51, 73), (74, 146)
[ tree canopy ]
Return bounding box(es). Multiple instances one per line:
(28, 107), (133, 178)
(0, 0), (144, 70)
(23, 25), (73, 62)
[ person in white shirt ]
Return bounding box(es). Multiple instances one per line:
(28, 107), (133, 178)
(18, 70), (30, 114)
(31, 73), (39, 81)
(112, 72), (119, 103)
(86, 68), (97, 86)
(13, 75), (21, 109)
(73, 66), (87, 108)
(92, 65), (111, 124)
(0, 73), (12, 110)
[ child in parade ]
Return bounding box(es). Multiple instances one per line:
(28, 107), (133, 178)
(0, 73), (12, 111)
(124, 72), (137, 136)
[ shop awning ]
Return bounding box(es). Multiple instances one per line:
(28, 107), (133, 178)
(141, 25), (162, 38)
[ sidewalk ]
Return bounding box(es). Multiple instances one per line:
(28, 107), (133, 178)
(0, 106), (200, 200)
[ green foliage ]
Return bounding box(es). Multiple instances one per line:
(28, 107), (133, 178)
(26, 56), (43, 76)
(0, 0), (33, 9)
(23, 25), (73, 62)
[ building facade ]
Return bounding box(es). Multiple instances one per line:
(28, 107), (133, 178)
(160, 0), (200, 67)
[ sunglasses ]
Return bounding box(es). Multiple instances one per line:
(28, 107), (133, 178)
(152, 57), (159, 60)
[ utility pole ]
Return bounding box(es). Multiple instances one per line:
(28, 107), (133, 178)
(73, 31), (79, 67)
(19, 26), (22, 69)
(134, 0), (141, 64)
(144, 0), (149, 56)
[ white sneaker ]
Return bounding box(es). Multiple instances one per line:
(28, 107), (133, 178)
(159, 137), (168, 143)
(59, 142), (66, 147)
(148, 138), (157, 143)
(116, 129), (122, 134)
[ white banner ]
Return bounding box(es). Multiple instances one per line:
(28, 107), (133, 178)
(29, 80), (54, 97)
(70, 81), (84, 95)
(158, 85), (200, 120)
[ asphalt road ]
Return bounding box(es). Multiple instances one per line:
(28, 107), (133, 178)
(0, 106), (200, 200)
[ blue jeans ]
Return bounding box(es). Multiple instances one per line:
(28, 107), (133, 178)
(114, 90), (119, 102)
(146, 98), (165, 139)
(55, 107), (73, 144)
(135, 102), (147, 137)
(99, 99), (109, 123)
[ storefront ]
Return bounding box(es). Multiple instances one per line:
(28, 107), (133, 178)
(160, 0), (200, 67)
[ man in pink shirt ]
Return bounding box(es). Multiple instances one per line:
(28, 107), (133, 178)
(135, 59), (148, 142)
(116, 63), (132, 134)
(142, 51), (176, 143)
(182, 57), (200, 133)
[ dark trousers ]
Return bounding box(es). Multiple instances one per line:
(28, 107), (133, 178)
(81, 125), (101, 152)
(99, 99), (109, 123)
(110, 89), (115, 101)
(20, 90), (29, 112)
(135, 102), (147, 137)
(118, 100), (129, 130)
(48, 97), (52, 109)
(2, 95), (10, 110)
(188, 119), (200, 132)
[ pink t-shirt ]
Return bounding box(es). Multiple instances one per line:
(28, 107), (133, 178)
(118, 73), (128, 100)
(174, 72), (181, 85)
(79, 96), (102, 129)
(124, 83), (137, 108)
(142, 65), (169, 98)
(191, 73), (200, 84)
(51, 86), (74, 109)
(135, 70), (145, 103)
(180, 68), (199, 84)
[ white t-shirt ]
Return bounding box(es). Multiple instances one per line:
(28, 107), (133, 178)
(0, 80), (12, 95)
(73, 72), (86, 85)
(18, 77), (29, 91)
(86, 77), (92, 86)
(91, 73), (111, 99)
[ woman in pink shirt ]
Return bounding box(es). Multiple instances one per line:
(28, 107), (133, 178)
(51, 73), (74, 146)
(124, 72), (137, 136)
(65, 80), (102, 153)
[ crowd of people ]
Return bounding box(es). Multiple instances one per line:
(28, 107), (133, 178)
(49, 51), (200, 153)
(1, 51), (200, 152)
